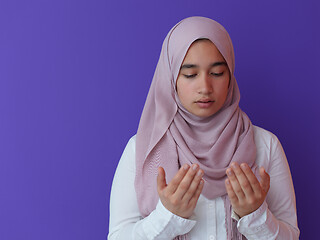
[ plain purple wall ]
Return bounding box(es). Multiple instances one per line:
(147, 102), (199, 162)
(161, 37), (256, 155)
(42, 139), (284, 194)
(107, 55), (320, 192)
(0, 0), (319, 239)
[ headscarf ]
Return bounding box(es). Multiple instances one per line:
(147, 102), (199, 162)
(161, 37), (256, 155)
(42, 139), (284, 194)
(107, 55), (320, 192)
(135, 16), (256, 240)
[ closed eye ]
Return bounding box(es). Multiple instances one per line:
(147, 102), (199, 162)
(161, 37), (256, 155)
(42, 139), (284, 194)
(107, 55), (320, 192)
(211, 72), (224, 77)
(183, 74), (197, 78)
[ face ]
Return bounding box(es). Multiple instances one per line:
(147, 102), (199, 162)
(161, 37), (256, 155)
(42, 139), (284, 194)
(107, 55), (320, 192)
(176, 39), (230, 118)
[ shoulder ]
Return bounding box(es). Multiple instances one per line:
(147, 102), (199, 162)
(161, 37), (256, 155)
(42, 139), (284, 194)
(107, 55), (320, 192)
(115, 134), (137, 172)
(121, 134), (136, 156)
(127, 134), (137, 151)
(252, 125), (280, 149)
(252, 125), (284, 169)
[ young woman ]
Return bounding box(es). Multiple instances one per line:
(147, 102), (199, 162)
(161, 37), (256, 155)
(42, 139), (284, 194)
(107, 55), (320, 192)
(108, 16), (299, 240)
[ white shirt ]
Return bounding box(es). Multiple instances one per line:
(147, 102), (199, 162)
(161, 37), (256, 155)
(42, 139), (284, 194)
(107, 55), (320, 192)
(108, 126), (299, 239)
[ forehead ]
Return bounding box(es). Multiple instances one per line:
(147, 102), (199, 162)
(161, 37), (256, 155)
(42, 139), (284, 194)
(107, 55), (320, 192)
(182, 39), (226, 64)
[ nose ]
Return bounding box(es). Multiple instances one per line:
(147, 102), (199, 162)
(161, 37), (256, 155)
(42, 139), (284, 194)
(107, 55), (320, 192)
(197, 74), (213, 94)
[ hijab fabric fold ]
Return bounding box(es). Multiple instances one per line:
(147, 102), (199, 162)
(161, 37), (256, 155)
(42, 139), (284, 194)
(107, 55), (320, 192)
(135, 16), (256, 240)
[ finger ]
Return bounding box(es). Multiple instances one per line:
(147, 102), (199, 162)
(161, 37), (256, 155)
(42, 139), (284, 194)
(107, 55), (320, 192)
(157, 167), (167, 193)
(239, 163), (261, 193)
(188, 179), (204, 207)
(231, 162), (254, 197)
(174, 164), (199, 199)
(181, 168), (204, 202)
(259, 167), (270, 193)
(166, 164), (190, 194)
(225, 178), (238, 204)
(226, 168), (246, 200)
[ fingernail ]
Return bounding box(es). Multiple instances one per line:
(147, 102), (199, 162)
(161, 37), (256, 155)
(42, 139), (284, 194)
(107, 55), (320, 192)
(192, 164), (198, 171)
(197, 169), (203, 177)
(231, 163), (239, 170)
(183, 164), (189, 170)
(226, 179), (230, 185)
(227, 169), (233, 176)
(240, 163), (247, 170)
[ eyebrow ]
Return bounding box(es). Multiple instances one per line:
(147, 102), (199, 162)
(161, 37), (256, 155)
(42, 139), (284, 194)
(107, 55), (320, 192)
(180, 61), (227, 70)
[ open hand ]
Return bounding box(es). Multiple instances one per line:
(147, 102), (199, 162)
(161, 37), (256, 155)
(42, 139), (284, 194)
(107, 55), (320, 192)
(157, 164), (204, 219)
(225, 162), (270, 218)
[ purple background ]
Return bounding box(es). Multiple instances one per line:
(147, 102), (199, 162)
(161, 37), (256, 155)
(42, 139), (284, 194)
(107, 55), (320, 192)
(0, 0), (319, 239)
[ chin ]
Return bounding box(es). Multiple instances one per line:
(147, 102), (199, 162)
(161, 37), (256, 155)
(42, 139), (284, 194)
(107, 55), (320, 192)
(194, 110), (217, 118)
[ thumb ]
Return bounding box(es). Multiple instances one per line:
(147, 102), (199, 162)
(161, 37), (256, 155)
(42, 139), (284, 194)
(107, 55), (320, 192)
(259, 167), (270, 193)
(157, 167), (167, 192)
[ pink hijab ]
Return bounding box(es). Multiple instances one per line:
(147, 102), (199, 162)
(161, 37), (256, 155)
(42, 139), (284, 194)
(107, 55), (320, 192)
(135, 16), (256, 239)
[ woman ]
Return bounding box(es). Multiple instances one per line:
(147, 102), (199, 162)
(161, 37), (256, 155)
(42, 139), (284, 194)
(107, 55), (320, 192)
(108, 16), (299, 239)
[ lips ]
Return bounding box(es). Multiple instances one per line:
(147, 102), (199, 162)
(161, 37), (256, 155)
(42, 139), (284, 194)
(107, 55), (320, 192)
(196, 98), (214, 103)
(196, 99), (214, 108)
(197, 99), (213, 103)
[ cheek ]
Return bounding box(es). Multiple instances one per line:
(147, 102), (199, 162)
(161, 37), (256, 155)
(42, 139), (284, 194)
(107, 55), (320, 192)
(177, 79), (187, 97)
(223, 74), (230, 92)
(176, 80), (194, 106)
(216, 79), (229, 100)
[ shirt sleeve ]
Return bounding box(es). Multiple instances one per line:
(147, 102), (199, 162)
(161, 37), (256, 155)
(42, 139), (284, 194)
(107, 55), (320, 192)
(233, 133), (300, 239)
(108, 136), (196, 240)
